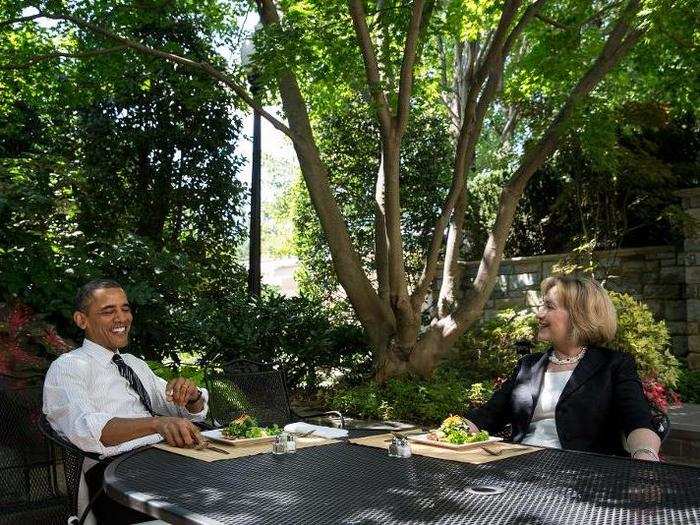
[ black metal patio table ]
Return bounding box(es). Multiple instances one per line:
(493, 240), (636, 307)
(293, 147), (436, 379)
(103, 436), (700, 525)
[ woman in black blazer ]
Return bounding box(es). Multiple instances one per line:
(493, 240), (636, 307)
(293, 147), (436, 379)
(465, 276), (661, 461)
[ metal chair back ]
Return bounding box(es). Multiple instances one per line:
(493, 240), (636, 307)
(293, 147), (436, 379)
(38, 414), (92, 519)
(205, 359), (293, 428)
(651, 404), (671, 443)
(0, 377), (67, 523)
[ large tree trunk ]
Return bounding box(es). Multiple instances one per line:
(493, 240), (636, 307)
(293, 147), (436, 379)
(374, 0), (646, 381)
(30, 0), (647, 383)
(258, 0), (397, 352)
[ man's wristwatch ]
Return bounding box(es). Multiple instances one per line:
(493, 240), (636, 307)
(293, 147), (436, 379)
(189, 388), (203, 404)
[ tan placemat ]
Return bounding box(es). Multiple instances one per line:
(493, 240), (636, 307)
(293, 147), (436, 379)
(349, 433), (541, 464)
(154, 436), (338, 462)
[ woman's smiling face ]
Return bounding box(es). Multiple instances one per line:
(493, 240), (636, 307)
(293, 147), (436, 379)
(536, 286), (572, 347)
(74, 287), (132, 351)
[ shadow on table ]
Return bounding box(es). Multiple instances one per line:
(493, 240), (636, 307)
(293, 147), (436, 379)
(113, 442), (700, 525)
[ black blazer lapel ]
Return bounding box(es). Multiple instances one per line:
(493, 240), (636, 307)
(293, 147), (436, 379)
(510, 351), (550, 441)
(528, 351), (550, 414)
(557, 347), (606, 404)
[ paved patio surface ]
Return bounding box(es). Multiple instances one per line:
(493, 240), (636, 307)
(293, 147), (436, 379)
(663, 403), (700, 466)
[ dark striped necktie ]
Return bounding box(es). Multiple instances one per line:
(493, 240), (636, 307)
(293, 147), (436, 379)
(112, 353), (155, 416)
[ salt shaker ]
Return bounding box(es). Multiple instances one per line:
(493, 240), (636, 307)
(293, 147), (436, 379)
(388, 435), (412, 458)
(286, 433), (297, 454)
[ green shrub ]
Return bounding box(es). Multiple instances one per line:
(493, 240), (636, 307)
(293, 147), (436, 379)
(445, 292), (680, 390)
(444, 309), (548, 382)
(608, 291), (679, 388)
(147, 360), (205, 387)
(677, 368), (700, 404)
(195, 290), (372, 395)
(141, 290), (371, 396)
(327, 371), (496, 426)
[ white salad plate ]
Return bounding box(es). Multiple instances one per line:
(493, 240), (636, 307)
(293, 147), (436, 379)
(201, 429), (275, 446)
(407, 433), (503, 450)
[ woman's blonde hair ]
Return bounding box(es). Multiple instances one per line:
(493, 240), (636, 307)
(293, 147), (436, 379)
(541, 275), (617, 346)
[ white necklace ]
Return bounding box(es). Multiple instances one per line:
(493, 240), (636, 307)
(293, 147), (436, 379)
(549, 347), (587, 365)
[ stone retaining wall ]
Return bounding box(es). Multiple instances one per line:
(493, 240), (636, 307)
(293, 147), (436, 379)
(453, 245), (688, 359)
(433, 187), (700, 368)
(678, 188), (700, 369)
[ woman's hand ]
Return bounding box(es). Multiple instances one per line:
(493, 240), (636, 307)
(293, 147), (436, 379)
(464, 419), (480, 433)
(627, 428), (661, 462)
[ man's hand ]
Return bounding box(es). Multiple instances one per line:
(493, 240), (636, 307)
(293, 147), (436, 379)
(154, 416), (204, 448)
(166, 377), (200, 407)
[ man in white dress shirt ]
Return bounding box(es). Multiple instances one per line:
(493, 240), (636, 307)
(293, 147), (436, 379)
(43, 279), (210, 523)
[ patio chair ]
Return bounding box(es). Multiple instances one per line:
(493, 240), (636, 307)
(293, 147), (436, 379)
(650, 404), (671, 442)
(40, 415), (170, 525)
(38, 414), (106, 525)
(204, 359), (345, 429)
(0, 377), (67, 524)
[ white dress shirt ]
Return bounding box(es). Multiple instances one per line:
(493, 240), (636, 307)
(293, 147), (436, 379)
(43, 338), (209, 456)
(521, 370), (573, 448)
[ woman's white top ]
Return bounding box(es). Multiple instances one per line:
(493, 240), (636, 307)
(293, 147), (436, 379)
(521, 370), (573, 448)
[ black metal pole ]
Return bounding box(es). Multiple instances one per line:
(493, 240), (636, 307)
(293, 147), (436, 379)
(248, 93), (262, 297)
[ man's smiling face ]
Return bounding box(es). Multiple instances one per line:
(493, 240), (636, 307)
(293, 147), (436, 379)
(74, 287), (132, 351)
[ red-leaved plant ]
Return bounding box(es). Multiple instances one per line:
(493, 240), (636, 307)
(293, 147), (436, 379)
(642, 377), (681, 413)
(0, 302), (74, 385)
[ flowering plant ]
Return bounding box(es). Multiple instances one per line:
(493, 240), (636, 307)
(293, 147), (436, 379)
(642, 377), (681, 413)
(0, 302), (74, 384)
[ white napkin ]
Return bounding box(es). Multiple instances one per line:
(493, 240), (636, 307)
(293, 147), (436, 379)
(283, 422), (348, 439)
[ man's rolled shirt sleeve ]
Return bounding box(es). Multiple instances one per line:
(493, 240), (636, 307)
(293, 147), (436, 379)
(43, 355), (162, 457)
(184, 387), (209, 419)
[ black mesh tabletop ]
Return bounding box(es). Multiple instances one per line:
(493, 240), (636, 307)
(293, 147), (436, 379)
(104, 440), (700, 525)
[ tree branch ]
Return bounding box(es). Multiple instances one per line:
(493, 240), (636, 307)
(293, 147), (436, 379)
(257, 0), (397, 343)
(0, 14), (44, 28)
(410, 0), (523, 312)
(395, 0), (425, 135)
(449, 0), (645, 333)
(437, 44), (507, 312)
(475, 30), (494, 71)
(504, 0), (548, 56)
(535, 13), (567, 30)
(472, 0), (523, 85)
(1, 46), (126, 70)
(437, 182), (469, 318)
(500, 104), (520, 143)
(535, 1), (625, 33)
(37, 10), (298, 146)
(375, 155), (391, 307)
(348, 0), (393, 136)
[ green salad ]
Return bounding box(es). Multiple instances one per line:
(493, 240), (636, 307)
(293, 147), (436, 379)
(221, 414), (282, 439)
(428, 415), (490, 444)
